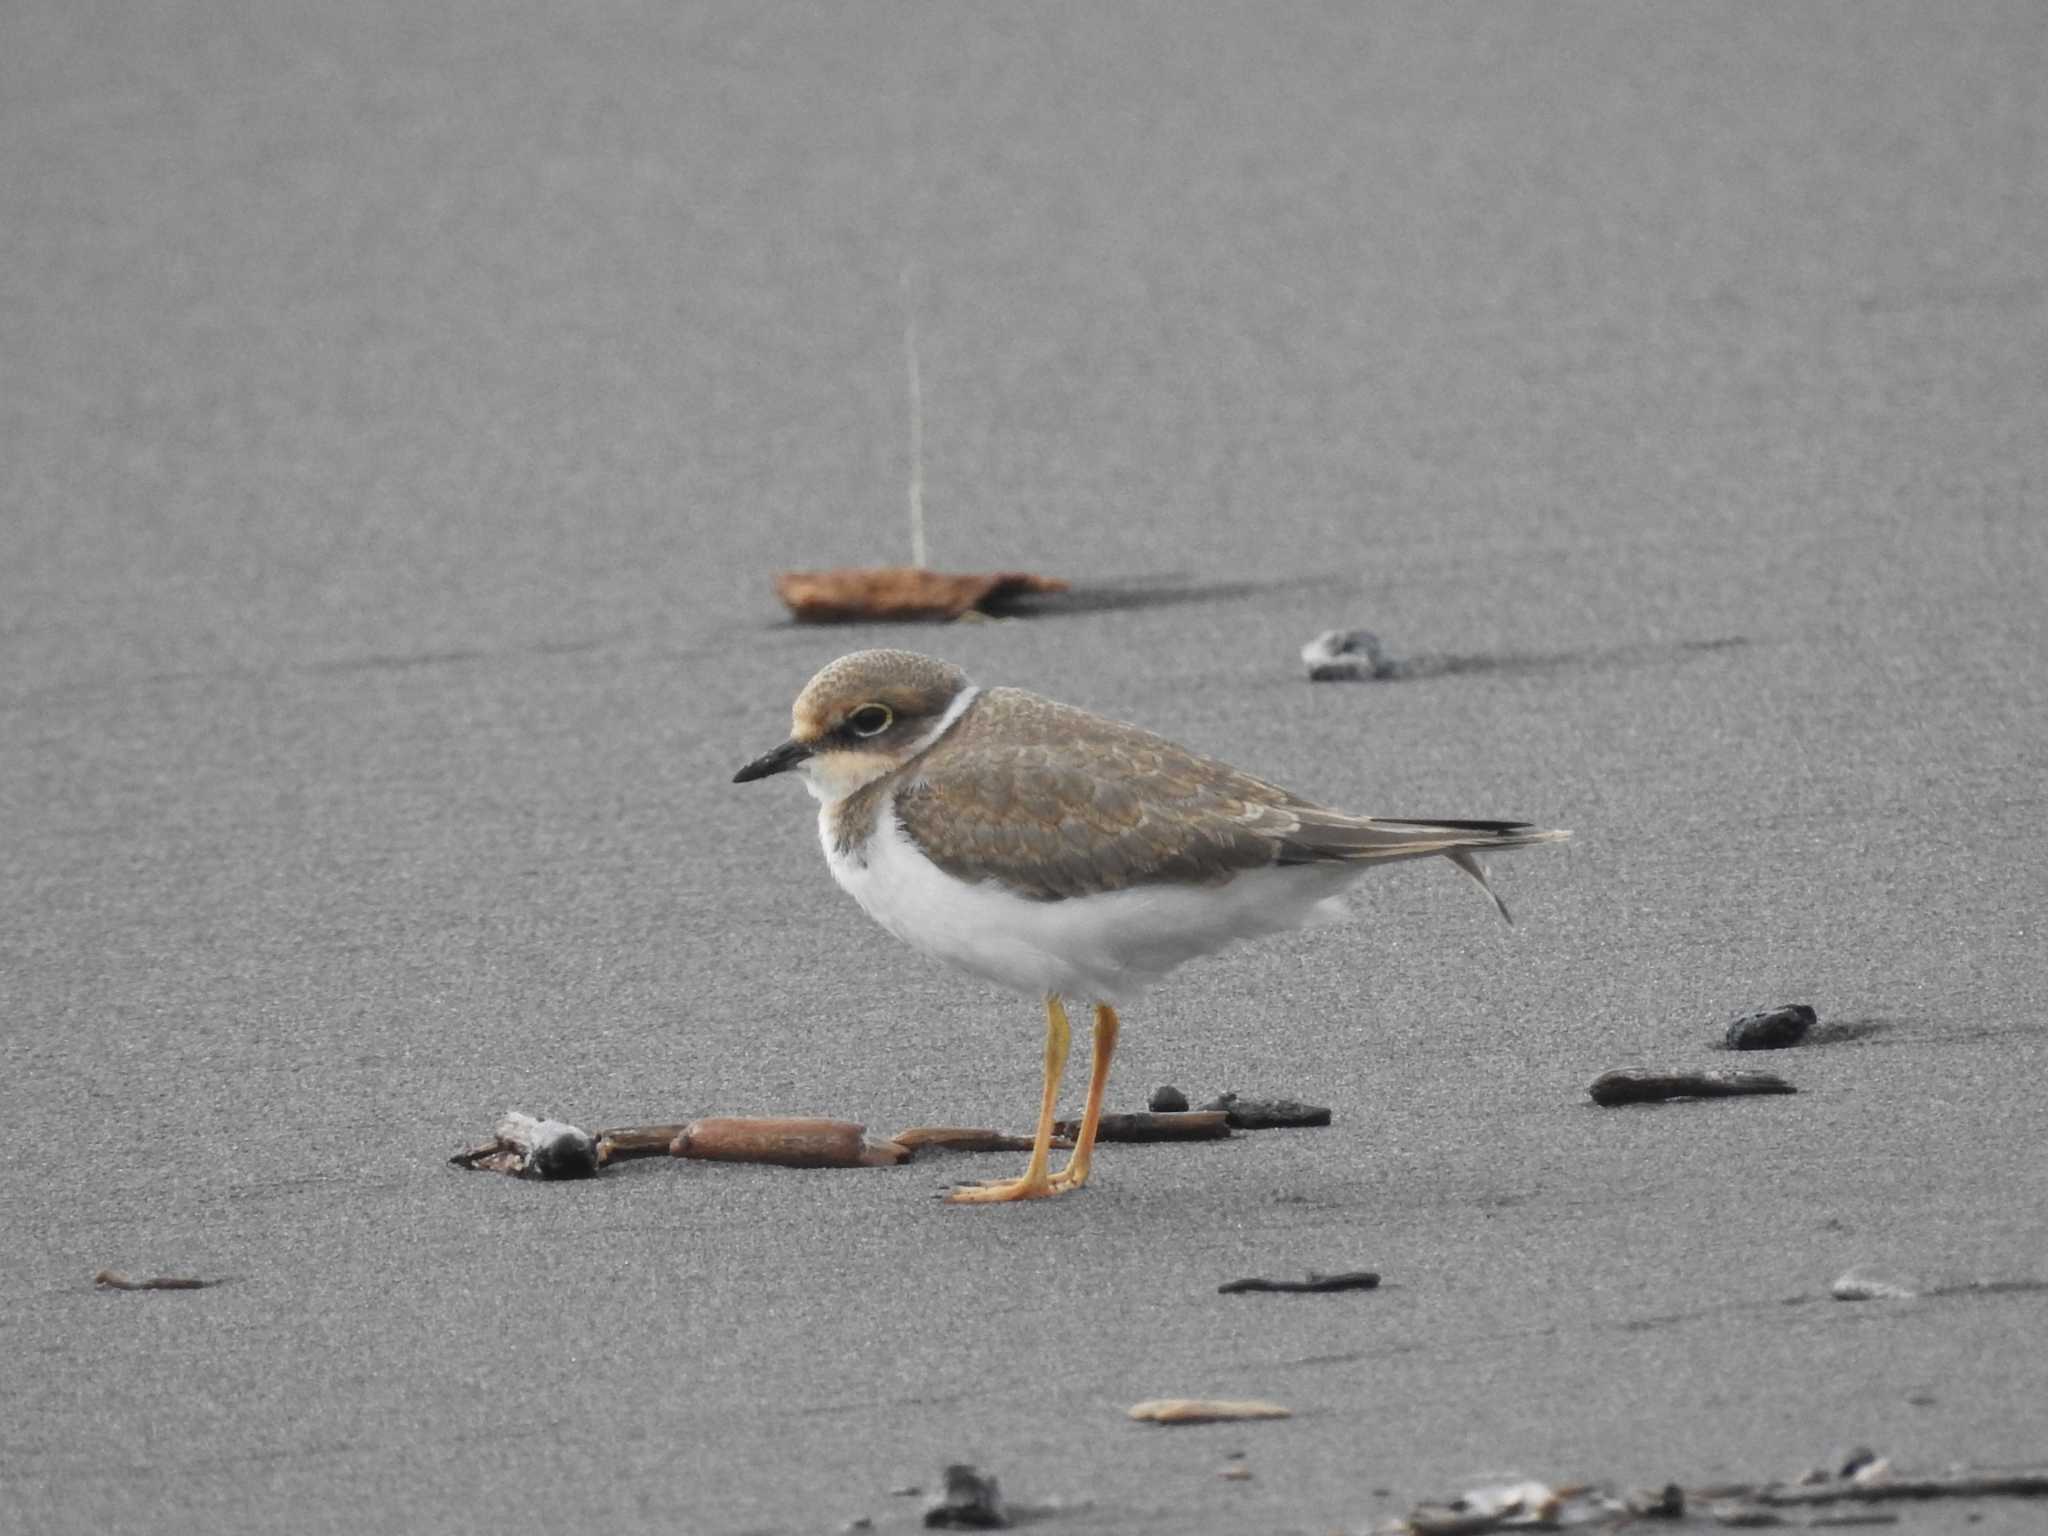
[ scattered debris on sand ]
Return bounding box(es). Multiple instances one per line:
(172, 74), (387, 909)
(1218, 1270), (1380, 1295)
(776, 567), (1067, 623)
(1148, 1084), (1190, 1113)
(93, 1270), (216, 1292)
(456, 1092), (1336, 1182)
(457, 1111), (907, 1176)
(1374, 1458), (2048, 1533)
(1588, 1068), (1796, 1106)
(1128, 1398), (1293, 1425)
(1724, 1004), (1817, 1051)
(923, 1463), (1006, 1529)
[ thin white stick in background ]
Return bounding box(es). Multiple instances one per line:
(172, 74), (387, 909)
(902, 265), (927, 569)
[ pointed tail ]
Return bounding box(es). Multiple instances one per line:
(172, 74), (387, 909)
(1286, 816), (1570, 925)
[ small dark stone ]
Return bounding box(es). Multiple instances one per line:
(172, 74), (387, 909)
(925, 1464), (1006, 1530)
(1148, 1085), (1190, 1113)
(1726, 1004), (1817, 1051)
(1838, 1447), (1880, 1479)
(1200, 1091), (1333, 1129)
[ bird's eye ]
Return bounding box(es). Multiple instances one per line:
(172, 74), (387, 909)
(847, 704), (893, 737)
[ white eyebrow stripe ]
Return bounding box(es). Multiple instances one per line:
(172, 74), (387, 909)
(902, 685), (980, 759)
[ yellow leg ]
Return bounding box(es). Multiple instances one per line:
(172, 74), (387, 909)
(1047, 1003), (1119, 1193)
(946, 996), (1070, 1204)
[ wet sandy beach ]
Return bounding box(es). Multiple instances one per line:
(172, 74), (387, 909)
(6, 4), (2046, 1532)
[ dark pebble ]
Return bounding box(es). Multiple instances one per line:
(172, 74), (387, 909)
(1200, 1091), (1333, 1129)
(1148, 1085), (1190, 1113)
(1726, 1004), (1817, 1051)
(925, 1464), (1006, 1530)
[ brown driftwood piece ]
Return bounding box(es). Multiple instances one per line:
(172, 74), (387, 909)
(94, 1270), (214, 1291)
(774, 566), (1069, 623)
(1589, 1068), (1796, 1106)
(593, 1125), (694, 1164)
(1218, 1270), (1380, 1295)
(1051, 1110), (1231, 1142)
(670, 1116), (907, 1168)
(890, 1126), (1073, 1154)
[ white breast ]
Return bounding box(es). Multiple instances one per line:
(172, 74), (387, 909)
(821, 796), (1359, 1005)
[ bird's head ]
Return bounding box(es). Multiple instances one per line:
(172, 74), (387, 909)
(733, 649), (976, 803)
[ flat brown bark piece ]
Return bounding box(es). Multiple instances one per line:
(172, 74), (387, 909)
(1589, 1068), (1796, 1106)
(775, 567), (1068, 623)
(890, 1126), (1072, 1154)
(1127, 1398), (1292, 1425)
(671, 1116), (877, 1168)
(1052, 1110), (1232, 1142)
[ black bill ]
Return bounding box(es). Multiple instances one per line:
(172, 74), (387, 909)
(732, 739), (814, 783)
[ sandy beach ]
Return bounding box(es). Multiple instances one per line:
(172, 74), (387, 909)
(5, 4), (2046, 1532)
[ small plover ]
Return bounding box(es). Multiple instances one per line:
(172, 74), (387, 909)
(735, 649), (1568, 1203)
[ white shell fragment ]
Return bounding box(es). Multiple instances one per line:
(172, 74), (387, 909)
(1831, 1266), (1921, 1301)
(1301, 628), (1390, 681)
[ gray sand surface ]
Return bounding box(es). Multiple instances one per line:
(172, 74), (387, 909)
(5, 4), (2046, 1532)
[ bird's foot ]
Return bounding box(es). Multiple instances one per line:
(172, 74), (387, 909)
(1044, 1161), (1092, 1195)
(945, 1172), (1060, 1204)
